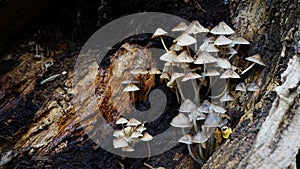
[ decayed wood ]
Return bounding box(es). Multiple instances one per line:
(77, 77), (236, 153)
(202, 1), (300, 169)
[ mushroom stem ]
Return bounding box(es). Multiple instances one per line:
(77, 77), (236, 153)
(241, 63), (255, 75)
(229, 44), (240, 60)
(144, 162), (155, 169)
(188, 144), (203, 165)
(174, 88), (181, 104)
(198, 143), (205, 160)
(242, 91), (246, 111)
(194, 34), (198, 51)
(176, 79), (186, 101)
(191, 79), (200, 103)
(160, 37), (169, 52)
(147, 141), (151, 161)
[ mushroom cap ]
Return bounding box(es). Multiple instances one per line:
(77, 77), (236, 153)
(148, 68), (162, 75)
(247, 82), (260, 91)
(130, 131), (144, 138)
(179, 99), (197, 113)
(151, 28), (168, 38)
(116, 117), (129, 124)
(178, 134), (193, 144)
(113, 138), (129, 148)
(175, 33), (197, 46)
(113, 130), (125, 137)
(171, 22), (188, 32)
(189, 109), (206, 121)
(220, 91), (235, 102)
(220, 69), (240, 79)
(122, 126), (133, 136)
(197, 100), (211, 113)
(245, 54), (266, 66)
(167, 72), (185, 87)
(121, 79), (139, 85)
(170, 43), (183, 51)
(122, 146), (135, 152)
(214, 35), (233, 46)
(160, 51), (177, 63)
(194, 51), (218, 64)
(204, 36), (216, 43)
(141, 132), (153, 141)
(198, 41), (209, 51)
(126, 118), (142, 126)
(135, 125), (147, 132)
(231, 36), (250, 45)
(210, 21), (235, 35)
(224, 47), (238, 55)
(203, 113), (222, 127)
(205, 44), (220, 53)
(202, 69), (220, 77)
(123, 84), (140, 92)
(170, 113), (193, 128)
(235, 82), (246, 91)
(210, 104), (227, 114)
(182, 72), (202, 81)
(192, 131), (209, 143)
(173, 51), (194, 63)
(186, 20), (209, 34)
(214, 58), (232, 69)
(160, 72), (171, 80)
(130, 68), (148, 75)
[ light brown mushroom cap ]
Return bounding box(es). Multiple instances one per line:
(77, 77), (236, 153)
(214, 35), (233, 46)
(171, 22), (188, 32)
(170, 113), (193, 128)
(175, 33), (197, 46)
(167, 72), (185, 87)
(210, 21), (235, 35)
(141, 132), (153, 141)
(149, 68), (161, 75)
(160, 51), (177, 63)
(231, 36), (250, 45)
(116, 117), (129, 124)
(246, 54), (266, 66)
(126, 118), (142, 126)
(182, 72), (202, 82)
(122, 146), (135, 152)
(194, 51), (218, 64)
(173, 51), (194, 63)
(113, 138), (129, 148)
(235, 82), (246, 92)
(202, 69), (220, 77)
(123, 84), (140, 92)
(179, 99), (197, 113)
(220, 69), (240, 79)
(151, 28), (168, 38)
(186, 20), (209, 34)
(178, 134), (193, 144)
(247, 82), (260, 91)
(220, 91), (235, 102)
(160, 72), (171, 80)
(192, 131), (209, 143)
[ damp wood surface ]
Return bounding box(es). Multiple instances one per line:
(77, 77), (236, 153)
(0, 0), (300, 169)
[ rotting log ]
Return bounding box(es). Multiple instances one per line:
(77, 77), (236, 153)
(201, 1), (300, 169)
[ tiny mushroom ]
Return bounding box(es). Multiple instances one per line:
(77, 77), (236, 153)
(151, 28), (169, 51)
(182, 72), (202, 82)
(167, 72), (185, 88)
(179, 99), (197, 112)
(149, 68), (161, 75)
(241, 54), (266, 75)
(170, 113), (193, 128)
(141, 132), (153, 141)
(171, 22), (188, 32)
(126, 118), (142, 127)
(113, 138), (129, 148)
(160, 50), (177, 63)
(214, 35), (233, 46)
(220, 69), (240, 79)
(247, 82), (260, 108)
(116, 117), (129, 125)
(173, 50), (194, 63)
(220, 91), (235, 103)
(192, 131), (209, 144)
(178, 134), (193, 144)
(235, 82), (247, 109)
(210, 21), (235, 35)
(202, 113), (222, 127)
(174, 33), (197, 46)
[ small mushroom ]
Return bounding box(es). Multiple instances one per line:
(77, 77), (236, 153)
(229, 36), (250, 59)
(148, 68), (161, 75)
(235, 82), (247, 110)
(126, 118), (142, 127)
(220, 69), (240, 79)
(220, 91), (235, 106)
(185, 20), (209, 51)
(113, 138), (129, 148)
(209, 104), (227, 114)
(171, 22), (188, 32)
(241, 54), (266, 75)
(210, 21), (235, 35)
(202, 113), (222, 127)
(113, 130), (125, 137)
(174, 33), (197, 46)
(214, 35), (232, 46)
(123, 83), (140, 104)
(170, 113), (193, 128)
(247, 82), (260, 109)
(205, 44), (220, 53)
(197, 100), (211, 113)
(179, 99), (197, 112)
(167, 72), (185, 101)
(151, 28), (169, 51)
(178, 134), (203, 165)
(182, 72), (202, 82)
(116, 117), (128, 125)
(160, 51), (177, 63)
(160, 72), (171, 81)
(141, 132), (153, 158)
(194, 51), (217, 73)
(173, 50), (194, 63)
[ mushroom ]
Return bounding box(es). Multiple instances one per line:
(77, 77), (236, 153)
(205, 44), (220, 53)
(214, 35), (232, 46)
(179, 99), (197, 112)
(116, 117), (128, 125)
(148, 68), (161, 75)
(220, 91), (235, 107)
(194, 51), (217, 73)
(220, 69), (240, 79)
(34, 44), (42, 60)
(171, 22), (188, 32)
(192, 131), (209, 160)
(174, 33), (197, 46)
(141, 132), (153, 158)
(126, 118), (142, 127)
(123, 83), (140, 104)
(167, 72), (185, 101)
(173, 50), (194, 63)
(160, 51), (177, 63)
(170, 113), (193, 128)
(151, 28), (169, 52)
(113, 138), (129, 148)
(235, 82), (247, 110)
(197, 100), (211, 113)
(247, 82), (260, 109)
(229, 36), (250, 59)
(185, 20), (209, 51)
(160, 72), (170, 81)
(113, 130), (125, 137)
(209, 104), (227, 114)
(241, 54), (266, 75)
(182, 72), (202, 82)
(178, 134), (203, 165)
(210, 21), (235, 35)
(202, 113), (222, 128)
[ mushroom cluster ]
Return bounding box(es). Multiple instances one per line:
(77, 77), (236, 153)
(113, 117), (153, 152)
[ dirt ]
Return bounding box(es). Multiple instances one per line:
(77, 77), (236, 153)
(0, 0), (233, 168)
